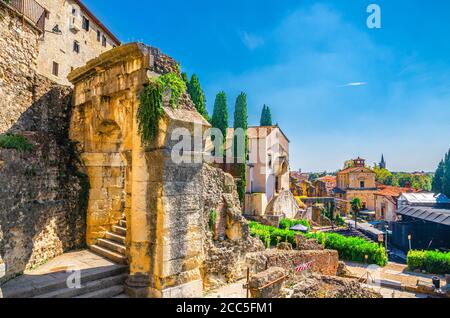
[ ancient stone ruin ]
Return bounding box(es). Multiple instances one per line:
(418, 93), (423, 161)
(68, 42), (261, 297)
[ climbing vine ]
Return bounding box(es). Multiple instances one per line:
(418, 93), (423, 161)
(209, 209), (217, 237)
(137, 72), (186, 145)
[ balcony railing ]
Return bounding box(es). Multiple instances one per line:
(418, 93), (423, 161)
(8, 0), (46, 32)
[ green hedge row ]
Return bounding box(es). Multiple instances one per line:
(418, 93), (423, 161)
(407, 250), (450, 275)
(249, 222), (388, 266)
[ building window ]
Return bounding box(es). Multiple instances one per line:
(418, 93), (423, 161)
(102, 35), (107, 47)
(73, 40), (80, 53)
(360, 181), (365, 188)
(97, 30), (101, 42)
(52, 62), (59, 77)
(82, 16), (90, 31)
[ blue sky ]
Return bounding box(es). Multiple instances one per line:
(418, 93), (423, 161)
(84, 0), (450, 172)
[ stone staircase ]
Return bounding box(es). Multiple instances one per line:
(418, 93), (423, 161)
(90, 217), (128, 265)
(0, 250), (129, 298)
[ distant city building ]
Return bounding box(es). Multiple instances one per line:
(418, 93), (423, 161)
(334, 157), (378, 213)
(36, 0), (120, 85)
(374, 186), (416, 222)
(315, 175), (337, 197)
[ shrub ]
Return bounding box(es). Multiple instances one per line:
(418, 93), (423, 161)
(407, 250), (450, 275)
(0, 134), (33, 151)
(249, 222), (388, 266)
(279, 218), (311, 231)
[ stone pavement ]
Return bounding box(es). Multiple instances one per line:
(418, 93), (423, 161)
(345, 261), (445, 298)
(0, 250), (128, 298)
(204, 279), (247, 298)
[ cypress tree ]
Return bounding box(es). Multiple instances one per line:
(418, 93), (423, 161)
(187, 74), (209, 121)
(260, 104), (273, 126)
(233, 92), (248, 203)
(211, 91), (229, 142)
(260, 105), (267, 126)
(181, 72), (189, 85)
(432, 160), (445, 193)
(442, 150), (450, 197)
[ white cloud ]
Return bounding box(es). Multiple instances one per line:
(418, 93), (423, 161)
(239, 31), (264, 50)
(338, 82), (368, 87)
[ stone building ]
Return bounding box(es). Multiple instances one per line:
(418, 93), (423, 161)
(334, 158), (378, 213)
(244, 126), (300, 220)
(315, 175), (337, 197)
(36, 0), (120, 85)
(374, 186), (416, 222)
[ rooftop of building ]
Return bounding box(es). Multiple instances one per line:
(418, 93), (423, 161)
(247, 125), (290, 143)
(398, 205), (450, 226)
(399, 192), (450, 205)
(374, 185), (418, 198)
(337, 166), (374, 175)
(317, 175), (337, 184)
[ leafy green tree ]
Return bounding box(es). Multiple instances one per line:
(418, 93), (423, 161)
(373, 166), (393, 185)
(350, 198), (362, 230)
(260, 105), (273, 126)
(187, 74), (209, 121)
(233, 92), (248, 203)
(211, 91), (229, 142)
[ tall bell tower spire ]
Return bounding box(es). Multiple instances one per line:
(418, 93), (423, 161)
(380, 154), (386, 169)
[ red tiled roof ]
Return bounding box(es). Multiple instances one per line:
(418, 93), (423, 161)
(317, 176), (337, 184)
(337, 166), (374, 175)
(374, 186), (418, 198)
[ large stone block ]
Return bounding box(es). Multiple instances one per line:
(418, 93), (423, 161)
(160, 279), (203, 298)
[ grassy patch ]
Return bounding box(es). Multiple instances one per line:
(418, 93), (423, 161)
(0, 134), (33, 151)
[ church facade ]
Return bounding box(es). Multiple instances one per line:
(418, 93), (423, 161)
(334, 158), (378, 213)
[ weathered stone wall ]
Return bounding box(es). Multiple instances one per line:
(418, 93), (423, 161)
(0, 3), (40, 134)
(0, 79), (87, 284)
(201, 164), (264, 291)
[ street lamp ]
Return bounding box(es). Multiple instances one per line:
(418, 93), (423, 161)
(408, 234), (412, 251)
(385, 224), (389, 251)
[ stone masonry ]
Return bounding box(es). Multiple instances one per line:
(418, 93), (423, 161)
(0, 3), (40, 133)
(0, 3), (87, 284)
(68, 42), (259, 298)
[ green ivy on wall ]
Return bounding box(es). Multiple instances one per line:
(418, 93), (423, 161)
(137, 72), (186, 146)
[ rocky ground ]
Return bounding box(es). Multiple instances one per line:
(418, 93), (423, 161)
(284, 273), (382, 298)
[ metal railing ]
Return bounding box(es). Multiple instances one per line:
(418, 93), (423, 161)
(8, 0), (46, 32)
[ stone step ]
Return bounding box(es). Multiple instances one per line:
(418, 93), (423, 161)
(105, 232), (126, 245)
(112, 225), (127, 236)
(119, 219), (126, 227)
(2, 264), (127, 298)
(74, 285), (125, 298)
(90, 245), (127, 265)
(34, 274), (127, 298)
(97, 238), (126, 255)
